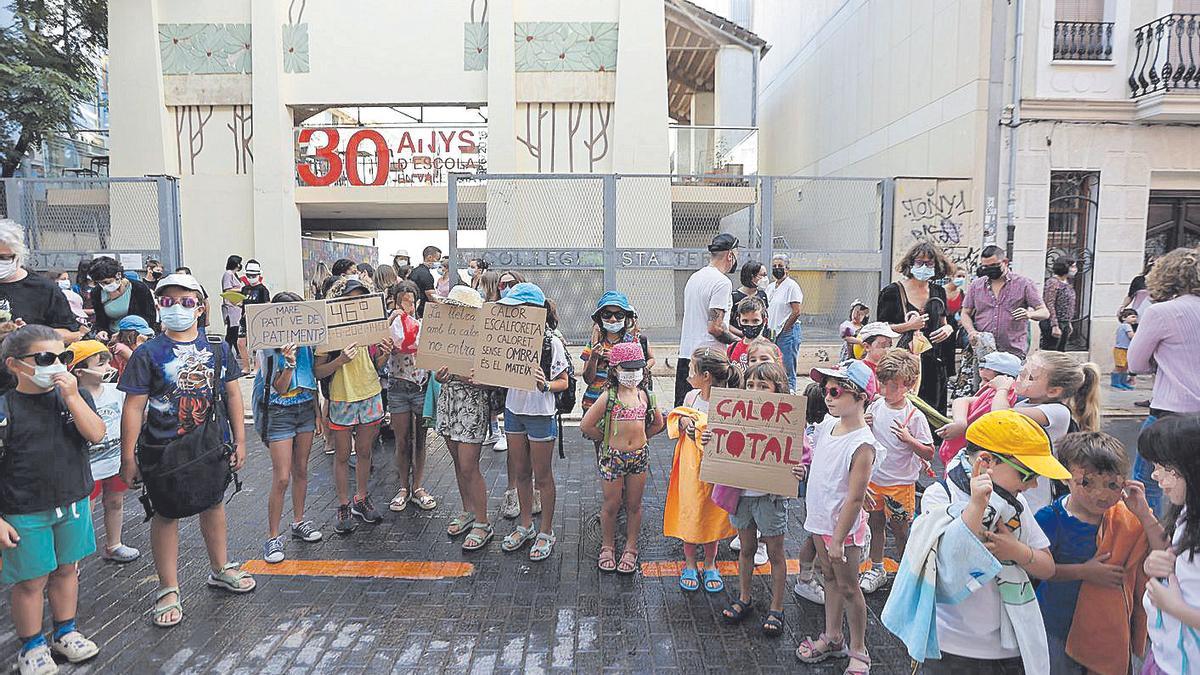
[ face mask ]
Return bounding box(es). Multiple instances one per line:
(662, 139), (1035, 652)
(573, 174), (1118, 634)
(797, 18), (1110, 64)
(160, 303), (198, 332)
(31, 362), (67, 390)
(151, 270), (163, 279)
(101, 281), (121, 294)
(57, 279), (71, 290)
(729, 254), (739, 274)
(430, 262), (442, 272)
(0, 259), (18, 279)
(954, 277), (967, 288)
(247, 276), (261, 286)
(755, 278), (768, 290)
(772, 268), (786, 280)
(617, 370), (642, 388)
(741, 324), (764, 339)
(80, 366), (118, 383)
(602, 320), (625, 333)
(910, 265), (935, 281)
(468, 268), (477, 278)
(977, 264), (1004, 280)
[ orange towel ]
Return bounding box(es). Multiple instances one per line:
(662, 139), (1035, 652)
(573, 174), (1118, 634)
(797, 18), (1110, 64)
(1065, 501), (1150, 675)
(663, 407), (736, 545)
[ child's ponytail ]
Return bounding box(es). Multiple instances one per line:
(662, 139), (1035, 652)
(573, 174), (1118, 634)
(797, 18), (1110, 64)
(1033, 351), (1102, 432)
(1072, 362), (1102, 432)
(690, 346), (741, 390)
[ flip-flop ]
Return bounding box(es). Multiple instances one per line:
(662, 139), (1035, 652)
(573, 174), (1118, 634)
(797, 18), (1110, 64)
(679, 567), (700, 592)
(702, 568), (724, 593)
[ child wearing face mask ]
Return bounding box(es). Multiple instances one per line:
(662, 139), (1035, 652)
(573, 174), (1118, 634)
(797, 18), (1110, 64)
(66, 341), (140, 566)
(728, 297), (770, 369)
(839, 300), (870, 362)
(0, 325), (107, 674)
(581, 292), (651, 416)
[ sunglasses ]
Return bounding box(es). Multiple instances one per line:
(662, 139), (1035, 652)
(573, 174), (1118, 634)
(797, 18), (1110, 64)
(19, 351), (72, 367)
(599, 311), (627, 321)
(824, 384), (845, 399)
(995, 454), (1038, 483)
(158, 296), (201, 309)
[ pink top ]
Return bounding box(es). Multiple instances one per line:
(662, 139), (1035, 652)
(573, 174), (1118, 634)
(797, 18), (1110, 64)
(1127, 294), (1200, 413)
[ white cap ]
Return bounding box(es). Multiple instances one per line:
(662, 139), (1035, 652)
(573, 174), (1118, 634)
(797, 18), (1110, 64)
(244, 261), (262, 276)
(858, 321), (900, 340)
(392, 249), (410, 258)
(154, 273), (204, 296)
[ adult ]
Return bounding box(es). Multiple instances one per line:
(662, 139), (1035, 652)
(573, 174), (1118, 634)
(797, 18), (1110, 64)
(497, 270), (524, 298)
(877, 242), (955, 412)
(465, 257), (488, 287)
(675, 233), (739, 407)
(961, 245), (1049, 358)
(87, 256), (157, 337)
(392, 249), (411, 270)
(731, 261), (768, 336)
(477, 270), (500, 303)
(310, 261), (331, 300)
(767, 253), (805, 391)
(0, 220), (81, 341)
(1121, 258), (1156, 317)
(239, 260), (271, 378)
(409, 246), (442, 318)
(221, 255), (244, 349)
(372, 264), (398, 296)
(1039, 257), (1077, 352)
(1127, 246), (1200, 514)
(355, 263), (375, 286)
(142, 258), (165, 290)
(436, 255), (454, 297)
(320, 258), (356, 300)
(74, 259), (97, 322)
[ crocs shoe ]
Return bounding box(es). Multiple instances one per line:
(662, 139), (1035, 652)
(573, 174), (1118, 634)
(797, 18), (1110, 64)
(102, 544), (141, 564)
(16, 643), (58, 675)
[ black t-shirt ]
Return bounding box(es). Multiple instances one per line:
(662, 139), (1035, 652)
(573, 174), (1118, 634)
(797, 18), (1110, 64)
(0, 272), (81, 331)
(238, 283), (271, 328)
(410, 264), (436, 317)
(0, 389), (96, 514)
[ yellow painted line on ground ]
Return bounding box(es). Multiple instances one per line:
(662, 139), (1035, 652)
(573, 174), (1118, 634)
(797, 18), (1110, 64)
(242, 559), (474, 579)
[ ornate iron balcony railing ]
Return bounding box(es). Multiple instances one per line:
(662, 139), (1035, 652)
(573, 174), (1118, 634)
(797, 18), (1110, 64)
(1130, 14), (1200, 98)
(1053, 21), (1114, 61)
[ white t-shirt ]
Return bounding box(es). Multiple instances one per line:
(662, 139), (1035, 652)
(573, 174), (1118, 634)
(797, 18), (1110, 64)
(505, 335), (569, 417)
(920, 479), (1050, 661)
(766, 277), (804, 333)
(804, 417), (878, 536)
(1145, 511), (1200, 675)
(679, 266), (733, 357)
(88, 383), (126, 481)
(1014, 401), (1072, 514)
(868, 397), (933, 486)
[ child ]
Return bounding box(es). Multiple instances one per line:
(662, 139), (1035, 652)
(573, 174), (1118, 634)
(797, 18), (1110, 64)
(253, 292), (324, 564)
(991, 350), (1103, 513)
(119, 274), (255, 628)
(728, 297), (769, 369)
(857, 322), (900, 373)
(109, 315), (154, 377)
(861, 349), (934, 594)
(581, 291), (650, 415)
(432, 286), (495, 552)
(715, 362), (793, 637)
(1140, 415), (1200, 675)
(882, 410), (1065, 673)
(745, 336), (783, 368)
(796, 360), (878, 673)
(935, 351), (1021, 468)
(666, 347), (740, 593)
(500, 284), (571, 561)
(1035, 431), (1163, 674)
(581, 342), (664, 574)
(0, 325), (106, 674)
(386, 281), (436, 513)
(66, 340), (139, 564)
(1112, 308), (1137, 390)
(839, 300), (870, 362)
(237, 260), (270, 377)
(793, 381), (828, 605)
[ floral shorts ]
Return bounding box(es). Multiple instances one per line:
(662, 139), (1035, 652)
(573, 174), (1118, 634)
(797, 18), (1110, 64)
(598, 445), (649, 481)
(328, 394), (384, 430)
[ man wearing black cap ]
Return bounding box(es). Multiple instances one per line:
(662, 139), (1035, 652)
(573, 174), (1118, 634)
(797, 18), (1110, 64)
(675, 233), (740, 407)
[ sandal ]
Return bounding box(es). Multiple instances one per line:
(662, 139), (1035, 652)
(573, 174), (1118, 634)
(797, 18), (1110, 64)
(529, 532), (556, 561)
(150, 587), (182, 628)
(502, 524), (537, 552)
(462, 523), (494, 551)
(389, 488), (409, 512)
(411, 488), (437, 511)
(721, 598), (753, 624)
(616, 548), (639, 575)
(795, 633), (847, 663)
(761, 609), (785, 637)
(702, 567), (724, 593)
(598, 546), (617, 572)
(207, 562), (257, 593)
(844, 650), (871, 675)
(447, 512), (475, 537)
(679, 567), (700, 592)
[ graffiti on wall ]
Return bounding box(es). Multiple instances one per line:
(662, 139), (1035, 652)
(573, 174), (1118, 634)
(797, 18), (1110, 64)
(515, 102), (612, 173)
(172, 105), (254, 176)
(891, 178), (982, 280)
(301, 238), (379, 296)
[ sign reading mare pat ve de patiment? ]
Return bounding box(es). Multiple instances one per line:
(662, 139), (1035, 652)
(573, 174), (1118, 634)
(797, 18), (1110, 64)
(245, 300), (328, 352)
(699, 387), (808, 496)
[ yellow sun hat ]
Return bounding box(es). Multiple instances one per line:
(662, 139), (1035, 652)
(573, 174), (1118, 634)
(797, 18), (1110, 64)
(66, 340), (111, 370)
(965, 410), (1072, 480)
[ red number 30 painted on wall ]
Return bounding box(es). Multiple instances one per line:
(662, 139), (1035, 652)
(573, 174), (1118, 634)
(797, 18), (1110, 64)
(296, 128), (390, 187)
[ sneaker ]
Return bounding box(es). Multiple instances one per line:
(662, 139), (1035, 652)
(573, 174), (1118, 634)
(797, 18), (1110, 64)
(500, 488), (520, 519)
(290, 520), (323, 542)
(859, 565), (887, 594)
(728, 535), (741, 552)
(17, 643), (58, 675)
(793, 576), (826, 605)
(263, 535), (285, 564)
(351, 495), (383, 523)
(49, 631), (98, 663)
(532, 489), (542, 515)
(494, 432), (508, 452)
(324, 446), (335, 455)
(102, 543), (141, 563)
(753, 542), (768, 567)
(334, 504), (358, 534)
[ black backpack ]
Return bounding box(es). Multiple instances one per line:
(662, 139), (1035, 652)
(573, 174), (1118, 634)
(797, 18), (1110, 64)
(540, 334), (577, 458)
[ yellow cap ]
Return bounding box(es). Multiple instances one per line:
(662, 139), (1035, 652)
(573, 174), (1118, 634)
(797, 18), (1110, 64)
(66, 340), (110, 370)
(965, 410), (1072, 480)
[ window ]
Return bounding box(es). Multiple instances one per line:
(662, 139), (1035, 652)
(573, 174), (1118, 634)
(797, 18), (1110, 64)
(1176, 0), (1200, 13)
(1056, 0), (1104, 21)
(1046, 171), (1099, 349)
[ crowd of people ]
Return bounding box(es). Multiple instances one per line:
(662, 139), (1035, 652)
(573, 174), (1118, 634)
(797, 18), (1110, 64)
(0, 214), (1199, 674)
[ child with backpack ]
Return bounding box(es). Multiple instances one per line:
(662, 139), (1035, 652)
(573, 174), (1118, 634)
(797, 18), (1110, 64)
(581, 291), (652, 415)
(386, 281), (436, 514)
(66, 340), (139, 564)
(499, 283), (571, 562)
(581, 342), (664, 574)
(0, 325), (106, 675)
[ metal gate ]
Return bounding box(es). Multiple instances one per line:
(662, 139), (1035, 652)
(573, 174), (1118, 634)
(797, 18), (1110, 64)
(1, 176), (182, 274)
(447, 173), (892, 345)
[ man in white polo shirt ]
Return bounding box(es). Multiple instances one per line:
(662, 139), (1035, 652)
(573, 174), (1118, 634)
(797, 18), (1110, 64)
(675, 234), (740, 407)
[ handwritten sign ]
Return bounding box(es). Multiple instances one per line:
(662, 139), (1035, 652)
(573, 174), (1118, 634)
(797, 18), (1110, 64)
(699, 387), (808, 496)
(245, 300), (328, 352)
(472, 303), (547, 391)
(414, 302), (480, 376)
(319, 294), (390, 353)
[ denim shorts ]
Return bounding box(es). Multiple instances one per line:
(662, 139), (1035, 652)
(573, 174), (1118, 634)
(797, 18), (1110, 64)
(729, 495), (788, 537)
(503, 409), (557, 442)
(265, 399), (317, 442)
(0, 498), (95, 584)
(387, 379), (426, 414)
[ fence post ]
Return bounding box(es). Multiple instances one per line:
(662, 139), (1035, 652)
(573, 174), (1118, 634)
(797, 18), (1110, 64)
(448, 173), (460, 284)
(602, 174), (617, 291)
(760, 175), (774, 265)
(880, 178), (895, 285)
(2, 180), (20, 225)
(154, 176), (182, 272)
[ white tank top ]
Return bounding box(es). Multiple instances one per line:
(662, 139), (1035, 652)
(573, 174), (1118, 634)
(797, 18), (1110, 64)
(804, 416), (878, 536)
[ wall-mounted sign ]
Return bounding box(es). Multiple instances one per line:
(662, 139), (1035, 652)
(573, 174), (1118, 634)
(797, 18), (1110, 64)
(295, 125), (488, 187)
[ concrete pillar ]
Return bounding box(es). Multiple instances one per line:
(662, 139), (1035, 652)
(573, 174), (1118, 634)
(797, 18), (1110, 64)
(486, 0), (517, 174)
(108, 0), (172, 176)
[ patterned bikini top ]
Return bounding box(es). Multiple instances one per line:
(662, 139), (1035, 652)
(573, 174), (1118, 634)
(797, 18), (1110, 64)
(611, 395), (647, 422)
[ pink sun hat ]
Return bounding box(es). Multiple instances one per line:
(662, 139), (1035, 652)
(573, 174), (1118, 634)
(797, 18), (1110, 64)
(609, 341), (646, 370)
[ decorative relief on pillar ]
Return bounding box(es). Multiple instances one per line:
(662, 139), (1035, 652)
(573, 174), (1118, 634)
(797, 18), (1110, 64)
(464, 0), (489, 71)
(515, 102), (612, 172)
(158, 24), (252, 75)
(284, 0), (310, 73)
(514, 22), (618, 72)
(171, 106), (254, 176)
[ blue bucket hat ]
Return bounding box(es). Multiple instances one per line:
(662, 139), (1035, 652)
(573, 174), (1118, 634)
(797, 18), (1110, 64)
(496, 282), (546, 307)
(116, 315), (154, 336)
(592, 290), (633, 319)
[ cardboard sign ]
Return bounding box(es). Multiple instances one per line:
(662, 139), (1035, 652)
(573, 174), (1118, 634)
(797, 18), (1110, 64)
(319, 294), (390, 353)
(245, 300), (328, 352)
(472, 303), (547, 391)
(414, 302), (480, 377)
(699, 387), (808, 496)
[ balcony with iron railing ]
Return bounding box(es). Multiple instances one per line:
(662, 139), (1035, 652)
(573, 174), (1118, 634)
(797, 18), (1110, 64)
(1053, 20), (1114, 61)
(1130, 13), (1200, 98)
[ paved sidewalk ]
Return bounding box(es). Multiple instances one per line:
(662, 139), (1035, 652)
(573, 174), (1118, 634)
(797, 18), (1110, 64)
(0, 422), (913, 674)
